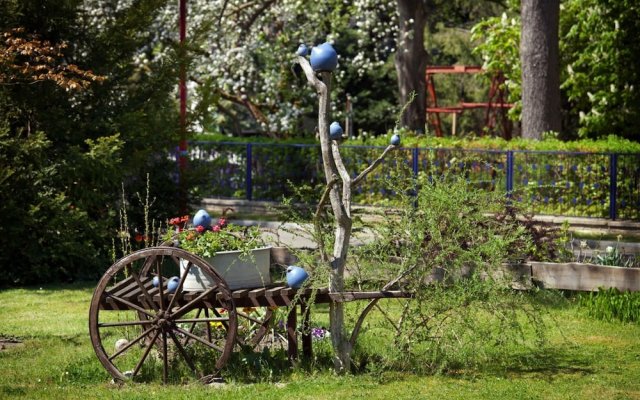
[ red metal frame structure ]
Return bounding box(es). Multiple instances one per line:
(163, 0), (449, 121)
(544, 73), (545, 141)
(178, 0), (188, 212)
(425, 65), (513, 139)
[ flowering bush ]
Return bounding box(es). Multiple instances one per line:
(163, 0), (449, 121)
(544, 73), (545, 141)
(165, 210), (264, 258)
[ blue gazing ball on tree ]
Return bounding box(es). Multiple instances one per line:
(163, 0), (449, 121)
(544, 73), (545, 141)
(390, 134), (401, 146)
(329, 121), (344, 140)
(310, 42), (338, 72)
(297, 43), (309, 56)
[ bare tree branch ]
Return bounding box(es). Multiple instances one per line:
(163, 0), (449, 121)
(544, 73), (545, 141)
(351, 145), (397, 187)
(315, 177), (339, 262)
(331, 141), (352, 220)
(218, 91), (277, 139)
(349, 262), (419, 347)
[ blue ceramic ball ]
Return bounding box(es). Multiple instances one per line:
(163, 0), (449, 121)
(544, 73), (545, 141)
(167, 276), (180, 293)
(193, 209), (212, 228)
(329, 121), (344, 140)
(286, 266), (309, 289)
(152, 276), (160, 288)
(297, 43), (309, 56)
(390, 134), (401, 146)
(310, 42), (338, 72)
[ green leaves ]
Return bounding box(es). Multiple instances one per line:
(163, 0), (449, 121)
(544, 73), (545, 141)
(473, 0), (640, 139)
(581, 287), (640, 323)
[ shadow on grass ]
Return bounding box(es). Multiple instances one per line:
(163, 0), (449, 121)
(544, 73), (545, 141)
(487, 344), (595, 379)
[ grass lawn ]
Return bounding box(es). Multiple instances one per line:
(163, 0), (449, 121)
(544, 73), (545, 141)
(1, 283), (640, 399)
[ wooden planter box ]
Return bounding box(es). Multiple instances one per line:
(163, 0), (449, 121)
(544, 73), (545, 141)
(530, 261), (640, 292)
(180, 246), (272, 291)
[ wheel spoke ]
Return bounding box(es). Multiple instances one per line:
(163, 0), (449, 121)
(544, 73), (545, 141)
(105, 293), (154, 318)
(132, 329), (161, 378)
(204, 308), (213, 342)
(108, 326), (157, 361)
(211, 308), (234, 343)
(139, 254), (158, 276)
(168, 330), (199, 378)
(130, 269), (158, 312)
(174, 326), (224, 353)
(167, 260), (193, 311)
(182, 308), (202, 347)
(162, 331), (168, 384)
(238, 311), (265, 325)
(173, 317), (229, 324)
(172, 286), (218, 319)
(156, 262), (166, 312)
(99, 320), (154, 328)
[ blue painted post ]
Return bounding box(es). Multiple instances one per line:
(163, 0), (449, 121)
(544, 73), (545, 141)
(609, 153), (618, 220)
(506, 151), (514, 197)
(412, 147), (419, 208)
(246, 143), (253, 201)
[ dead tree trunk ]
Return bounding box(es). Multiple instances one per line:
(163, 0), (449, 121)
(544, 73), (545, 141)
(297, 55), (397, 373)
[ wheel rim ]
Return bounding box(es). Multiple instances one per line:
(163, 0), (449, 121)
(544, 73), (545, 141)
(89, 247), (237, 384)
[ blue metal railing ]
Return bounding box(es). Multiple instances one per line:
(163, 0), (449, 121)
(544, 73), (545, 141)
(185, 142), (640, 221)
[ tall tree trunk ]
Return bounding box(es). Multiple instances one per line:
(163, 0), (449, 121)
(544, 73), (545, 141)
(395, 0), (428, 133)
(520, 0), (561, 139)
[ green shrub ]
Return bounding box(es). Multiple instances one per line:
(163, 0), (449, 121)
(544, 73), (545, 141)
(346, 170), (550, 373)
(580, 288), (640, 323)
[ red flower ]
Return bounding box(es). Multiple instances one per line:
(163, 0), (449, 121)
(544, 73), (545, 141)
(218, 218), (227, 227)
(169, 217), (180, 226)
(195, 225), (205, 233)
(180, 215), (189, 223)
(212, 225), (221, 232)
(134, 233), (144, 242)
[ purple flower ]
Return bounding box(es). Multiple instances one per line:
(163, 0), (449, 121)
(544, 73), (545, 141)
(311, 327), (328, 340)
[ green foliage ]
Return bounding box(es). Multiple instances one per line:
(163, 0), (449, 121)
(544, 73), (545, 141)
(356, 133), (640, 152)
(168, 223), (264, 258)
(560, 0), (640, 140)
(194, 134), (640, 153)
(472, 0), (640, 139)
(471, 11), (521, 120)
(580, 287), (640, 323)
(0, 0), (181, 285)
(591, 245), (638, 268)
(348, 170), (548, 373)
(0, 128), (108, 285)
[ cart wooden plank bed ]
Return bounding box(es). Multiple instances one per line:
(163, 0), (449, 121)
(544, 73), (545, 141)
(89, 246), (410, 384)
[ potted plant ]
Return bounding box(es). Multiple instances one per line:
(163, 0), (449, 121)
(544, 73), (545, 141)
(165, 209), (270, 291)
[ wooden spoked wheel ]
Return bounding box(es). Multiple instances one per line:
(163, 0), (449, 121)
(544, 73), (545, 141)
(89, 247), (237, 384)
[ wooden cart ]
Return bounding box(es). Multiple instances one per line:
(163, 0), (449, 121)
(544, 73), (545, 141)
(89, 245), (409, 384)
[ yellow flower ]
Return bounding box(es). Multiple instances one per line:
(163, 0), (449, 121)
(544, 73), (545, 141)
(210, 321), (223, 329)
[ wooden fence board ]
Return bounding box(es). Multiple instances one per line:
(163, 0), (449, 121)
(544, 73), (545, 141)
(530, 262), (640, 292)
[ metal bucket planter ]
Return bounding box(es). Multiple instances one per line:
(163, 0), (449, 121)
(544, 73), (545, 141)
(180, 246), (272, 291)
